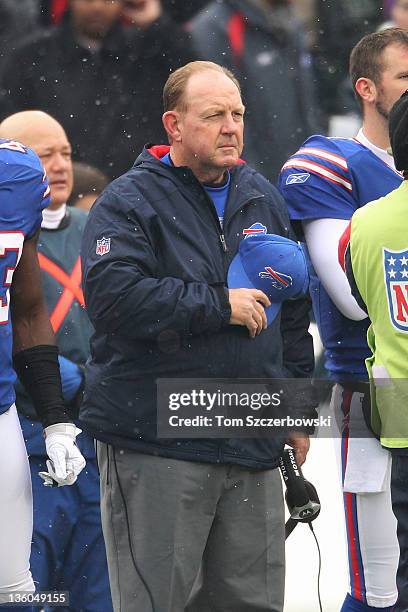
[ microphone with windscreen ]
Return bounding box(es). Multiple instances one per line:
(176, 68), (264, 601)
(279, 448), (321, 539)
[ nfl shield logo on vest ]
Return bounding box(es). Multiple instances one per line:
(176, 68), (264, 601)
(96, 237), (111, 256)
(384, 248), (408, 332)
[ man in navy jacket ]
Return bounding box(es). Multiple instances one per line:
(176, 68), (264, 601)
(81, 60), (317, 612)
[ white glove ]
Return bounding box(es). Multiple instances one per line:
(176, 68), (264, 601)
(39, 423), (86, 487)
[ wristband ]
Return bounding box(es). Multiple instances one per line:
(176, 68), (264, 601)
(13, 345), (72, 428)
(43, 423), (79, 438)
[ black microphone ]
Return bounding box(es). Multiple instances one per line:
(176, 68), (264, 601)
(279, 448), (321, 538)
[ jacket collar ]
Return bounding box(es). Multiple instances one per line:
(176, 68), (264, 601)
(145, 144), (246, 167)
(134, 145), (266, 212)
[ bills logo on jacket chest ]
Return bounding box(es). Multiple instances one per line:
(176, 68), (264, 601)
(243, 222), (267, 238)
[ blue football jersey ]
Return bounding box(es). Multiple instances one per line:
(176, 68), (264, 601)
(0, 140), (51, 413)
(278, 135), (402, 379)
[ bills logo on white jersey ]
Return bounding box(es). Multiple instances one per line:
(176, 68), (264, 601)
(243, 222), (267, 239)
(285, 173), (310, 185)
(96, 237), (111, 256)
(384, 248), (408, 332)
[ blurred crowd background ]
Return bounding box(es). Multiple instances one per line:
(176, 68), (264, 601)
(0, 0), (403, 194)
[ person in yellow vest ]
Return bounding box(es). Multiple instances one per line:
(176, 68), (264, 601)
(339, 89), (408, 611)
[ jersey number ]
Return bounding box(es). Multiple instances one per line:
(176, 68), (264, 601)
(0, 232), (24, 324)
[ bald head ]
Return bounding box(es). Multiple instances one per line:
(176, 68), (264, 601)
(0, 111), (67, 150)
(0, 111), (73, 210)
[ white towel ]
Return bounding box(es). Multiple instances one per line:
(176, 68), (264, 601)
(332, 384), (391, 493)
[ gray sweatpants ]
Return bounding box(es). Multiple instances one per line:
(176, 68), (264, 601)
(97, 443), (285, 612)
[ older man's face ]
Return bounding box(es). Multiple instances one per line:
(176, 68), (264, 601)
(70, 0), (122, 39)
(175, 71), (245, 183)
(23, 122), (73, 210)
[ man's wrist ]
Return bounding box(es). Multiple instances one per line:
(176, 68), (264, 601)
(211, 284), (231, 325)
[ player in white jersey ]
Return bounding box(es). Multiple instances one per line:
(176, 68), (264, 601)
(279, 29), (408, 612)
(0, 139), (85, 607)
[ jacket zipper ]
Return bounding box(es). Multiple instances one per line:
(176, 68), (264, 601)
(196, 183), (229, 257)
(197, 186), (228, 465)
(197, 189), (265, 463)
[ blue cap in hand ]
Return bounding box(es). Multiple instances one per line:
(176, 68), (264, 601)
(227, 233), (309, 324)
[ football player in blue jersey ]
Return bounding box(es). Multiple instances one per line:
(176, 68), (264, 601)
(0, 109), (112, 612)
(0, 138), (85, 605)
(279, 28), (408, 612)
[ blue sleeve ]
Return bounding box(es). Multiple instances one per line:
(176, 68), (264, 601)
(278, 136), (356, 222)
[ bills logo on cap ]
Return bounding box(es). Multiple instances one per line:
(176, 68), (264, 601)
(228, 234), (309, 325)
(243, 222), (267, 238)
(384, 247), (408, 332)
(259, 267), (293, 290)
(285, 173), (310, 185)
(96, 237), (111, 256)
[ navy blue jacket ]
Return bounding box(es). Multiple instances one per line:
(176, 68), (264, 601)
(80, 146), (316, 469)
